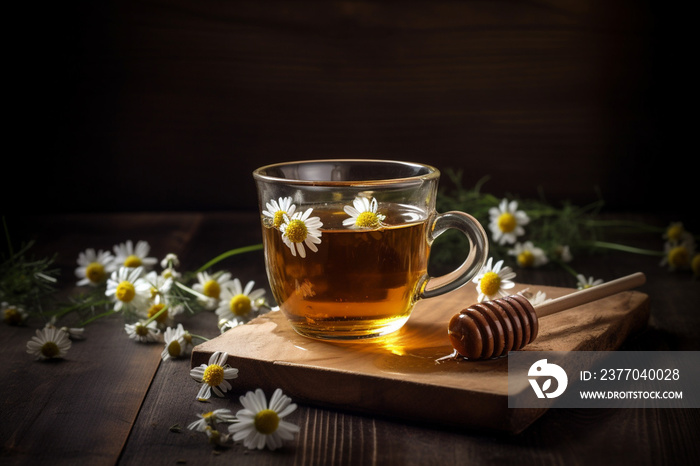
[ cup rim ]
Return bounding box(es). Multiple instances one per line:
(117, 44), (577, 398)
(253, 159), (440, 186)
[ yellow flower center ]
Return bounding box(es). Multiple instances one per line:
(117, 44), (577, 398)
(135, 324), (149, 336)
(183, 332), (193, 345)
(517, 250), (534, 268)
(4, 307), (22, 325)
(355, 211), (380, 228)
(167, 340), (182, 357)
(147, 303), (167, 324)
(497, 213), (517, 233)
(116, 281), (136, 302)
(229, 294), (252, 316)
(273, 211), (286, 229)
(41, 341), (60, 358)
(202, 279), (221, 299)
(203, 364), (224, 386)
(85, 262), (106, 283)
(284, 219), (308, 243)
(254, 409), (280, 435)
(479, 271), (502, 297)
(668, 246), (690, 269)
(202, 411), (215, 419)
(666, 224), (684, 242)
(123, 254), (142, 268)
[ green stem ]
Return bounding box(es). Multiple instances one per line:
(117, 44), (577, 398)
(586, 240), (664, 256)
(582, 219), (664, 233)
(195, 243), (263, 273)
(79, 309), (118, 326)
(175, 281), (209, 301)
(554, 260), (580, 279)
(51, 298), (112, 319)
(144, 304), (169, 326)
(187, 333), (210, 342)
(2, 216), (13, 260)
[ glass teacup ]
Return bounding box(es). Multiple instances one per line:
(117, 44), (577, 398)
(253, 159), (488, 341)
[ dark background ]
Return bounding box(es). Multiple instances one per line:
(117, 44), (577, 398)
(17, 0), (690, 221)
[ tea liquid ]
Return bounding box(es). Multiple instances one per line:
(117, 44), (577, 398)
(262, 203), (430, 339)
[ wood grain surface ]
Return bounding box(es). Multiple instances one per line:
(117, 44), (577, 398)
(2, 212), (698, 466)
(192, 282), (649, 433)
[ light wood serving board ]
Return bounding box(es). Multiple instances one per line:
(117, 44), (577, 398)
(191, 283), (649, 434)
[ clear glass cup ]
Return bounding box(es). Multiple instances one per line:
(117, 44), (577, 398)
(253, 159), (488, 341)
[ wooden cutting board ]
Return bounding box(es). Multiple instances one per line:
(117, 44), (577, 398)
(191, 282), (649, 434)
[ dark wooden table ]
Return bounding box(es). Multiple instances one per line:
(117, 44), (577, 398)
(2, 212), (699, 465)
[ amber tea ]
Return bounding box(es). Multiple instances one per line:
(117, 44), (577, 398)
(254, 159), (489, 341)
(263, 203), (430, 339)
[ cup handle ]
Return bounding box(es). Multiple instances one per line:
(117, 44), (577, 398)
(418, 211), (489, 300)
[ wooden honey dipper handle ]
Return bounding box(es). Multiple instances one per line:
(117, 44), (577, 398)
(447, 272), (646, 360)
(534, 272), (646, 318)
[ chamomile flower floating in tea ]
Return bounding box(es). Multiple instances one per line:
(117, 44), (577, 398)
(26, 326), (71, 360)
(342, 196), (386, 228)
(190, 351), (239, 400)
(188, 408), (236, 432)
(192, 271), (237, 310)
(2, 302), (28, 326)
(113, 240), (158, 269)
(215, 279), (266, 324)
(263, 196), (297, 229)
(105, 266), (151, 312)
(279, 208), (323, 258)
(508, 241), (548, 268)
(75, 248), (116, 286)
(488, 198), (529, 245)
(472, 257), (516, 302)
(124, 320), (160, 343)
(228, 388), (300, 451)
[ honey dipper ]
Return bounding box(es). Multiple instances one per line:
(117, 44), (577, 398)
(447, 272), (646, 360)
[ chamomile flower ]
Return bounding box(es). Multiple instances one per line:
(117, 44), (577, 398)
(190, 351), (239, 400)
(263, 196), (297, 229)
(75, 248), (116, 286)
(161, 323), (191, 360)
(228, 388), (300, 451)
(215, 279), (266, 324)
(105, 267), (151, 313)
(472, 257), (516, 302)
(193, 271), (237, 310)
(26, 327), (71, 360)
(144, 270), (174, 303)
(342, 196), (386, 228)
(2, 302), (28, 326)
(218, 318), (244, 333)
(519, 289), (550, 306)
(663, 222), (691, 243)
(660, 237), (696, 271)
(125, 320), (160, 343)
(280, 208), (323, 258)
(508, 241), (548, 268)
(160, 253), (180, 270)
(576, 274), (603, 290)
(44, 317), (85, 340)
(188, 408), (236, 432)
(113, 240), (158, 269)
(488, 199), (529, 245)
(205, 426), (232, 446)
(553, 244), (573, 263)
